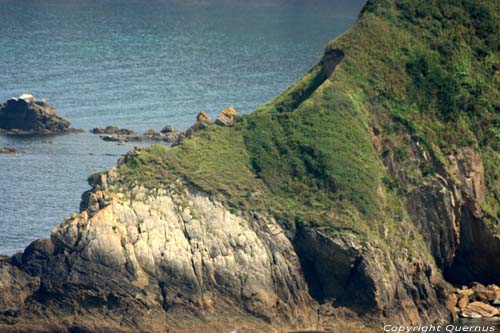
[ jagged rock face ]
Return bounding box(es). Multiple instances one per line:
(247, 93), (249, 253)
(321, 48), (344, 78)
(0, 167), (453, 332)
(0, 95), (72, 134)
(294, 226), (450, 326)
(374, 124), (500, 285)
(0, 177), (318, 332)
(0, 257), (40, 316)
(55, 185), (313, 320)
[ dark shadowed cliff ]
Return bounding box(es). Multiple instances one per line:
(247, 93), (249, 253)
(0, 0), (499, 332)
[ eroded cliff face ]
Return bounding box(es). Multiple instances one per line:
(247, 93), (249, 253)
(0, 171), (317, 332)
(0, 162), (453, 332)
(373, 121), (500, 287)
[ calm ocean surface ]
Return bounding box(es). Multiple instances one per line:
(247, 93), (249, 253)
(0, 0), (365, 255)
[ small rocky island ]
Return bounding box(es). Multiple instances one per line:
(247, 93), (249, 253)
(0, 94), (80, 134)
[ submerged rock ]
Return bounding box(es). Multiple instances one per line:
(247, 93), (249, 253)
(91, 126), (145, 144)
(100, 134), (143, 143)
(0, 94), (79, 134)
(143, 128), (162, 139)
(160, 124), (178, 134)
(91, 126), (135, 135)
(0, 147), (19, 154)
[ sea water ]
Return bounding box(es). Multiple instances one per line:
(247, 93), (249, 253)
(0, 0), (366, 254)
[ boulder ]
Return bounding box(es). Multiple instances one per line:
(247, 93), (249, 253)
(143, 128), (162, 138)
(215, 107), (237, 126)
(471, 282), (498, 303)
(460, 301), (499, 318)
(162, 131), (182, 144)
(158, 125), (181, 143)
(457, 286), (475, 297)
(196, 111), (212, 124)
(458, 294), (469, 310)
(160, 124), (177, 134)
(0, 94), (76, 134)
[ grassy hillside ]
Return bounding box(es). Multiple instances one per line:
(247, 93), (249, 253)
(117, 0), (500, 245)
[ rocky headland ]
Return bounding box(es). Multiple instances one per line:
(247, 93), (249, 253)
(0, 94), (81, 134)
(0, 0), (499, 332)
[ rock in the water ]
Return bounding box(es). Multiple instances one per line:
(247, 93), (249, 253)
(157, 125), (181, 143)
(461, 301), (499, 318)
(100, 135), (142, 143)
(160, 124), (177, 134)
(0, 94), (76, 134)
(215, 107), (237, 126)
(0, 147), (18, 154)
(92, 126), (142, 144)
(91, 126), (134, 135)
(143, 128), (162, 139)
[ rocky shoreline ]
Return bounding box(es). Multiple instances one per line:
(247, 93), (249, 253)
(88, 108), (237, 145)
(0, 94), (239, 151)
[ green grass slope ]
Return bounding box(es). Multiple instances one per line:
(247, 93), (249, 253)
(117, 0), (500, 248)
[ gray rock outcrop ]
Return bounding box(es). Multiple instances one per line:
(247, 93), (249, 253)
(0, 94), (77, 134)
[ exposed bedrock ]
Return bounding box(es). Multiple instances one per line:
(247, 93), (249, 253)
(376, 125), (500, 286)
(0, 165), (454, 332)
(293, 225), (450, 325)
(0, 175), (318, 332)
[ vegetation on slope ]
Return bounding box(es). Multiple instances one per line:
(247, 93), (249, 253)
(117, 0), (500, 253)
(357, 0), (500, 224)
